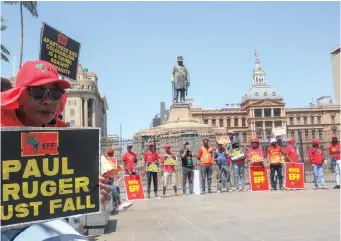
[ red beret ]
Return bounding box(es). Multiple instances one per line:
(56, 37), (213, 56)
(148, 142), (154, 147)
(163, 143), (171, 148)
(312, 138), (320, 144)
(332, 135), (338, 139)
(107, 148), (114, 154)
(288, 138), (295, 143)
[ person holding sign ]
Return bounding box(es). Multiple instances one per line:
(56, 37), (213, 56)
(247, 137), (265, 168)
(329, 135), (340, 189)
(309, 139), (328, 190)
(122, 144), (138, 175)
(285, 138), (299, 163)
(144, 142), (160, 198)
(214, 141), (231, 193)
(230, 141), (246, 191)
(267, 138), (285, 191)
(197, 138), (214, 194)
(180, 142), (194, 195)
(160, 143), (180, 198)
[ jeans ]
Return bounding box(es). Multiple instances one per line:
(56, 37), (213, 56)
(233, 163), (245, 189)
(163, 172), (177, 187)
(147, 171), (158, 194)
(200, 165), (213, 192)
(335, 160), (341, 185)
(182, 166), (194, 194)
(110, 185), (121, 206)
(281, 163), (285, 187)
(217, 165), (230, 190)
(270, 165), (283, 189)
(313, 164), (326, 187)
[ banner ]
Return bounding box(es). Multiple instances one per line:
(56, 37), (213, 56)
(40, 22), (80, 80)
(1, 128), (100, 228)
(249, 166), (270, 191)
(285, 163), (304, 189)
(164, 155), (178, 166)
(216, 135), (231, 146)
(124, 175), (145, 200)
(146, 162), (160, 172)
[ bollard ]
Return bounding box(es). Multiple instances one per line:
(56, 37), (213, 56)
(193, 170), (201, 195)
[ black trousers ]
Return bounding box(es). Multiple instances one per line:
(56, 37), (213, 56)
(270, 165), (283, 189)
(147, 171), (158, 194)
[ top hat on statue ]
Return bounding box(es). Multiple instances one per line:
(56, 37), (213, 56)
(177, 56), (183, 62)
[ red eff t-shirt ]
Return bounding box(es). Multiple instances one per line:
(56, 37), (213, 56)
(122, 152), (137, 172)
(285, 144), (299, 163)
(329, 143), (340, 160)
(144, 151), (158, 163)
(160, 152), (176, 172)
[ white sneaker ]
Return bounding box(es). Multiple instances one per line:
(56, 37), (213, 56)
(121, 202), (133, 209)
(217, 190), (221, 193)
(115, 206), (124, 212)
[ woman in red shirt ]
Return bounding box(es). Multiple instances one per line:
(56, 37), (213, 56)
(329, 135), (340, 189)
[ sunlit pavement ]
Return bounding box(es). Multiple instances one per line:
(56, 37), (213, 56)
(89, 183), (340, 241)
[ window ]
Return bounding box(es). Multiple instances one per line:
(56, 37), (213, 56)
(274, 121), (282, 128)
(296, 117), (301, 124)
(70, 120), (75, 127)
(70, 109), (75, 117)
(256, 130), (262, 139)
(304, 117), (308, 124)
(312, 130), (315, 138)
(273, 108), (281, 117)
(319, 130), (323, 139)
(234, 118), (239, 127)
(243, 133), (247, 142)
(289, 117), (294, 125)
(212, 119), (216, 127)
(204, 119), (208, 124)
(311, 116), (314, 125)
(68, 100), (72, 105)
(331, 116), (335, 124)
(254, 109), (262, 118)
(305, 130), (308, 139)
(264, 108), (271, 117)
(219, 119), (224, 127)
(317, 116), (321, 124)
(291, 130), (295, 138)
(227, 119), (231, 127)
(242, 118), (246, 127)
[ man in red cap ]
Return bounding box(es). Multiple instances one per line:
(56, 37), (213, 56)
(197, 138), (214, 194)
(144, 142), (160, 198)
(309, 138), (328, 189)
(160, 143), (180, 198)
(329, 135), (340, 189)
(285, 138), (299, 163)
(247, 137), (265, 167)
(122, 144), (138, 175)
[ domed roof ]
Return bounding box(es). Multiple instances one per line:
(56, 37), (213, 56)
(241, 84), (282, 102)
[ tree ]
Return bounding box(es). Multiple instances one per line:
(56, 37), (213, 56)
(1, 17), (10, 62)
(4, 1), (38, 68)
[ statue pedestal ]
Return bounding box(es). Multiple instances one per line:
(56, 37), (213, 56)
(167, 103), (198, 124)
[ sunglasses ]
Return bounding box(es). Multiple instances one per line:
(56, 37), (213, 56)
(28, 87), (65, 101)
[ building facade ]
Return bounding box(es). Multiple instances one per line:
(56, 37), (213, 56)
(189, 52), (340, 153)
(330, 46), (340, 103)
(63, 65), (108, 136)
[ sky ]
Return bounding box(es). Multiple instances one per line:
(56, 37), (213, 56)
(1, 1), (340, 138)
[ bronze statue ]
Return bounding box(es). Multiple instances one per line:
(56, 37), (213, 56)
(171, 56), (190, 103)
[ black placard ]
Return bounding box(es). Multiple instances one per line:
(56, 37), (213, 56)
(39, 23), (80, 80)
(0, 128), (100, 228)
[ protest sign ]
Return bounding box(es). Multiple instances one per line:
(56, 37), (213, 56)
(146, 162), (160, 172)
(101, 156), (119, 178)
(1, 128), (100, 228)
(285, 163), (304, 189)
(164, 155), (178, 166)
(249, 166), (270, 191)
(124, 175), (145, 200)
(40, 22), (80, 80)
(216, 136), (231, 146)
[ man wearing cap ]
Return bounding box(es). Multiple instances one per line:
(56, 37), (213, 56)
(329, 135), (340, 189)
(214, 141), (231, 193)
(247, 137), (265, 168)
(122, 144), (138, 175)
(197, 138), (214, 194)
(309, 138), (328, 189)
(285, 138), (299, 163)
(160, 143), (180, 198)
(230, 141), (246, 191)
(0, 60), (111, 238)
(180, 142), (194, 195)
(144, 142), (160, 198)
(267, 138), (285, 191)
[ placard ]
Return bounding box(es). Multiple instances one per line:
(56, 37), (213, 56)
(164, 155), (178, 166)
(124, 175), (145, 200)
(230, 149), (245, 161)
(1, 128), (100, 228)
(249, 166), (270, 191)
(107, 157), (117, 170)
(146, 162), (160, 172)
(285, 163), (304, 189)
(40, 22), (80, 80)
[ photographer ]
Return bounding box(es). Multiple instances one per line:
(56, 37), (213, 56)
(180, 142), (194, 195)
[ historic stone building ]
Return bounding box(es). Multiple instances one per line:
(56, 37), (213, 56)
(189, 52), (340, 152)
(330, 45), (340, 103)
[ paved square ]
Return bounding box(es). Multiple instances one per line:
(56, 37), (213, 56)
(91, 184), (340, 241)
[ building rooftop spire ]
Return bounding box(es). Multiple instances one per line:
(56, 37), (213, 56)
(255, 50), (261, 69)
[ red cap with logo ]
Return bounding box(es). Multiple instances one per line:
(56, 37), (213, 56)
(107, 148), (114, 155)
(148, 142), (154, 147)
(288, 138), (295, 143)
(312, 138), (320, 144)
(250, 137), (259, 143)
(331, 135), (338, 140)
(163, 143), (171, 148)
(1, 60), (70, 109)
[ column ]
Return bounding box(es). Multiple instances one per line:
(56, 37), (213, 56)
(272, 121), (275, 129)
(92, 99), (96, 127)
(271, 108), (274, 117)
(262, 121), (266, 139)
(84, 98), (88, 127)
(223, 118), (227, 128)
(208, 119), (212, 126)
(79, 97), (83, 126)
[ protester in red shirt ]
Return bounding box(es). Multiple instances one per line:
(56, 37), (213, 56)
(122, 144), (138, 175)
(160, 143), (180, 198)
(267, 138), (284, 191)
(247, 137), (265, 167)
(309, 138), (328, 190)
(144, 142), (160, 198)
(329, 135), (340, 189)
(285, 138), (299, 163)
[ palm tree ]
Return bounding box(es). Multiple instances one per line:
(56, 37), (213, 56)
(4, 1), (38, 68)
(1, 17), (10, 62)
